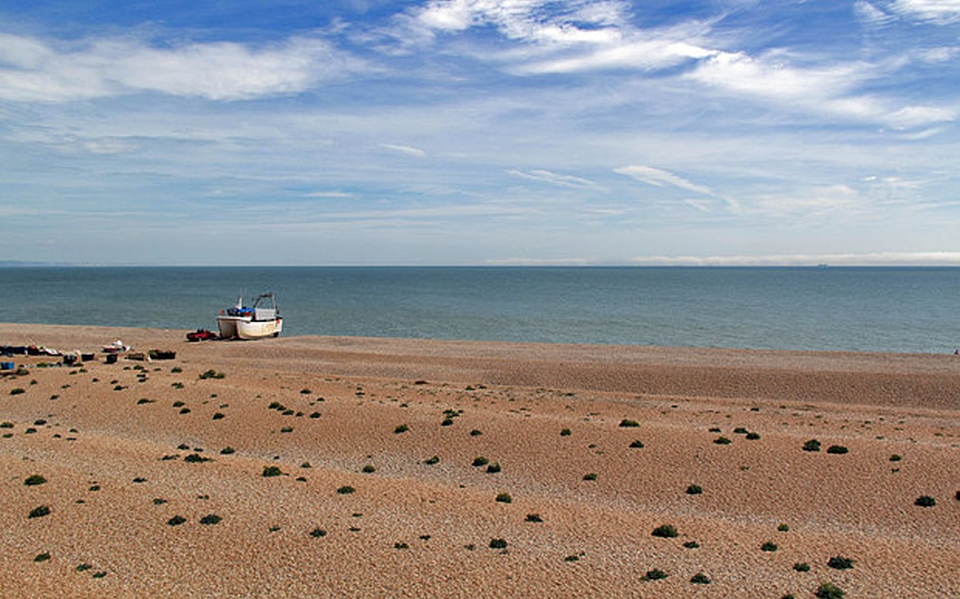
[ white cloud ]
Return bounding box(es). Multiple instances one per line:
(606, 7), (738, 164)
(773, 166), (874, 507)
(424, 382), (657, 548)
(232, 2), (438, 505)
(380, 143), (427, 157)
(614, 165), (711, 195)
(890, 0), (960, 23)
(0, 33), (362, 102)
(509, 168), (598, 189)
(628, 251), (960, 266)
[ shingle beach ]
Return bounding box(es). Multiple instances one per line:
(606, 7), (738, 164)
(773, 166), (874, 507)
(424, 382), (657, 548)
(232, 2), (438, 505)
(1, 324), (957, 598)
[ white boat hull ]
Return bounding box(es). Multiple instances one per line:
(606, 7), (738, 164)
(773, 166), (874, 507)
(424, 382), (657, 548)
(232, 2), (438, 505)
(216, 315), (241, 339)
(236, 317), (283, 340)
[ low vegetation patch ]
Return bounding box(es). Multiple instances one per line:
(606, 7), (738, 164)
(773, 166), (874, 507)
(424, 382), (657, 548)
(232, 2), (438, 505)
(24, 474), (47, 486)
(199, 514), (221, 525)
(803, 439), (822, 452)
(686, 484), (703, 495)
(394, 424), (409, 434)
(761, 542), (778, 552)
(827, 556), (855, 570)
(914, 495), (936, 507)
(651, 524), (678, 538)
(199, 369), (225, 380)
(793, 562), (810, 572)
(629, 439), (645, 448)
(619, 419), (640, 428)
(826, 445), (848, 454)
(262, 466), (283, 477)
(495, 493), (512, 503)
(337, 486), (356, 495)
(28, 505), (51, 519)
(167, 515), (186, 526)
(815, 582), (846, 599)
(690, 572), (711, 584)
(489, 538), (508, 549)
(641, 569), (667, 581)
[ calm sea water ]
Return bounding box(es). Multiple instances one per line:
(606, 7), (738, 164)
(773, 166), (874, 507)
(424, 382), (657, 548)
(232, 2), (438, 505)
(0, 266), (958, 354)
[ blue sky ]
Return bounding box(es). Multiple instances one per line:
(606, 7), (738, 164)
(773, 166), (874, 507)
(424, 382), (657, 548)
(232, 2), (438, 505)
(1, 0), (959, 265)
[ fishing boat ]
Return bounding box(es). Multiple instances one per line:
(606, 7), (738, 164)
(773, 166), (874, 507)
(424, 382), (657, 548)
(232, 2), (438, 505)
(216, 293), (283, 340)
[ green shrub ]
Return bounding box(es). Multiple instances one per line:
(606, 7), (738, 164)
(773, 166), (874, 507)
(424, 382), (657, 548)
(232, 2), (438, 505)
(629, 439), (645, 448)
(28, 505), (50, 518)
(199, 514), (221, 525)
(495, 493), (512, 503)
(525, 513), (543, 523)
(914, 495), (936, 507)
(686, 484), (703, 495)
(826, 445), (848, 454)
(489, 538), (508, 549)
(746, 431), (761, 440)
(472, 456), (489, 467)
(619, 419), (640, 428)
(394, 424), (409, 434)
(733, 427), (748, 434)
(651, 524), (678, 538)
(184, 453), (212, 463)
(690, 572), (711, 584)
(889, 454), (902, 462)
(10, 388), (25, 395)
(778, 523), (790, 532)
(423, 455), (440, 465)
(309, 527), (327, 538)
(280, 426), (293, 433)
(641, 569), (667, 581)
(803, 439), (821, 452)
(34, 552), (51, 562)
(827, 556), (854, 570)
(683, 541), (699, 549)
(167, 515), (186, 526)
(560, 428), (572, 436)
(582, 472), (597, 481)
(486, 462), (502, 474)
(24, 474), (47, 486)
(761, 542), (778, 552)
(793, 562), (810, 572)
(469, 429), (483, 436)
(262, 466), (283, 477)
(220, 447), (236, 455)
(300, 388), (312, 395)
(337, 486), (356, 495)
(212, 412), (225, 420)
(815, 582), (845, 599)
(714, 436), (732, 445)
(199, 369), (225, 380)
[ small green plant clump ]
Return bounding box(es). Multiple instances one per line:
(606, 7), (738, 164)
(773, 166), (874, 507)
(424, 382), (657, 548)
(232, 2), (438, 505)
(803, 439), (822, 452)
(778, 523), (790, 532)
(199, 514), (221, 525)
(683, 541), (700, 549)
(167, 515), (186, 526)
(310, 527), (327, 538)
(10, 388), (26, 395)
(394, 424), (409, 434)
(423, 455), (440, 465)
(495, 493), (512, 503)
(489, 538), (508, 549)
(714, 436), (732, 445)
(619, 419), (640, 428)
(582, 472), (597, 481)
(889, 454), (902, 462)
(34, 552), (51, 562)
(815, 582), (845, 599)
(262, 466), (283, 477)
(690, 572), (711, 584)
(361, 464), (376, 474)
(525, 513), (543, 523)
(745, 431), (761, 440)
(761, 542), (778, 552)
(793, 562), (810, 572)
(826, 445), (848, 454)
(337, 486), (356, 495)
(472, 456), (489, 467)
(560, 428), (572, 436)
(486, 462), (502, 474)
(629, 439), (645, 448)
(641, 569), (668, 581)
(827, 556), (855, 570)
(651, 524), (678, 538)
(199, 369), (225, 380)
(686, 484), (703, 495)
(914, 495), (936, 507)
(28, 505), (51, 519)
(184, 453), (212, 463)
(24, 474), (47, 486)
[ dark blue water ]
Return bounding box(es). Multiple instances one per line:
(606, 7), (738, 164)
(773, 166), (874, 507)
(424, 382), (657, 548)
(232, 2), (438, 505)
(1, 266), (958, 353)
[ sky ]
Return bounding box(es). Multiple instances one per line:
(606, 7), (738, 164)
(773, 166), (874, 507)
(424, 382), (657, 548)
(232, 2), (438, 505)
(1, 0), (959, 266)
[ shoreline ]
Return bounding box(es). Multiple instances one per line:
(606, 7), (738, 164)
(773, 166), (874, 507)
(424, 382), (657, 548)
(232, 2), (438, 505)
(1, 322), (957, 597)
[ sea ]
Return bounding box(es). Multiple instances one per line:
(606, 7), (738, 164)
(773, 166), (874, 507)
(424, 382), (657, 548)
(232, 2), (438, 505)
(0, 266), (958, 354)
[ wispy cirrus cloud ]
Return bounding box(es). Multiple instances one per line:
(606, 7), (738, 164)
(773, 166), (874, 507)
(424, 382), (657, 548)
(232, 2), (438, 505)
(0, 33), (363, 102)
(509, 168), (599, 189)
(614, 165), (711, 195)
(379, 143), (427, 158)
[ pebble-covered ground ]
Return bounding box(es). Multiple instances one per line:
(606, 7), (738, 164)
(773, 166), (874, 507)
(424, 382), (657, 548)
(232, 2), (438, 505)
(1, 324), (957, 598)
